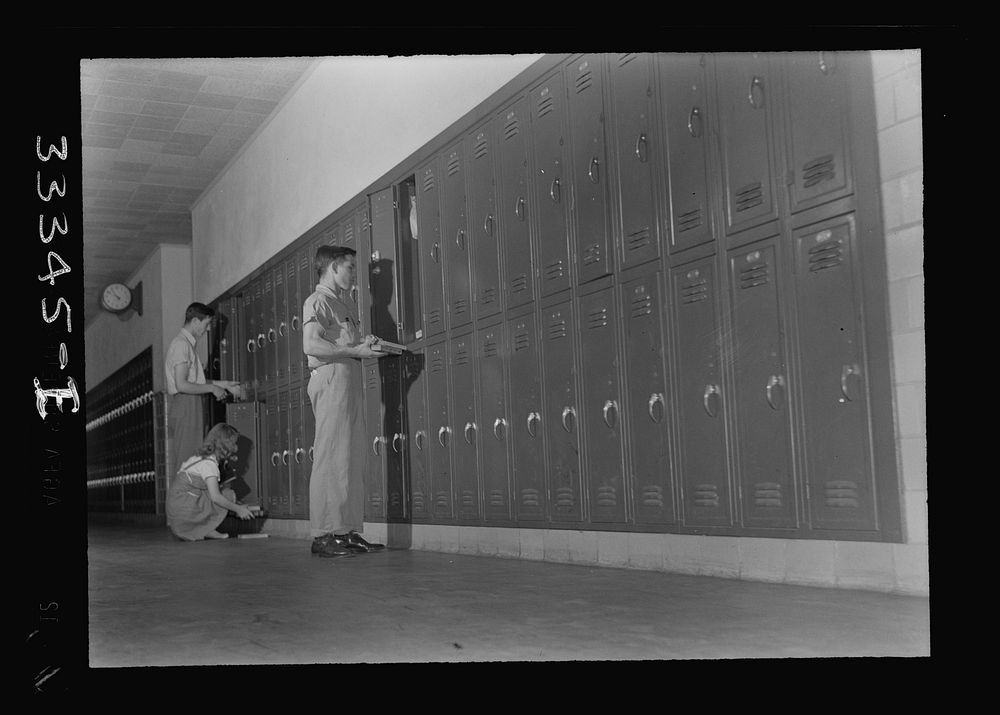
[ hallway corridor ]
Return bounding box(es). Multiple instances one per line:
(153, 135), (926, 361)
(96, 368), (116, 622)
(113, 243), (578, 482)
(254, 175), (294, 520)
(88, 521), (930, 665)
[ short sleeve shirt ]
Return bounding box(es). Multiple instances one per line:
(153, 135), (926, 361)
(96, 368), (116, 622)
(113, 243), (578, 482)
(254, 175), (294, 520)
(178, 455), (220, 488)
(302, 284), (360, 369)
(165, 328), (205, 395)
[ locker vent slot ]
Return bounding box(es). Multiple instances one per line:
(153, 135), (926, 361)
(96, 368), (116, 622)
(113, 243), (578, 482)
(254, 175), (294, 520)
(808, 239), (843, 272)
(435, 492), (450, 508)
(677, 208), (703, 233)
(583, 243), (602, 266)
(545, 259), (565, 281)
(596, 485), (618, 507)
(693, 484), (720, 508)
(473, 135), (489, 160)
(286, 263), (296, 280)
(626, 229), (651, 253)
(803, 154), (835, 188)
(753, 482), (783, 508)
(510, 273), (528, 294)
(428, 308), (442, 325)
(680, 277), (709, 304)
(455, 344), (470, 366)
(734, 182), (763, 213)
(454, 298), (470, 316)
(430, 355), (444, 374)
(264, 276), (272, 293)
(513, 331), (530, 352)
(422, 170), (436, 193)
(521, 488), (540, 507)
(641, 486), (664, 508)
(366, 372), (379, 391)
(630, 293), (652, 318)
(547, 318), (567, 340)
(489, 490), (506, 506)
(555, 487), (576, 507)
(369, 494), (382, 509)
(587, 307), (608, 330)
(343, 222), (354, 244)
(481, 287), (498, 305)
(483, 338), (499, 358)
(362, 212), (370, 232)
(739, 260), (771, 290)
(412, 492), (425, 511)
(389, 492), (401, 508)
(461, 491), (476, 507)
(536, 95), (554, 118)
(300, 254), (310, 270)
(503, 117), (520, 141)
(447, 154), (461, 176)
(574, 69), (593, 94)
(824, 480), (860, 508)
(275, 270), (283, 287)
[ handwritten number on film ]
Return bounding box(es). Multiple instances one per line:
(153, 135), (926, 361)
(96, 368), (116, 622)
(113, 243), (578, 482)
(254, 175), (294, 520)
(35, 136), (75, 420)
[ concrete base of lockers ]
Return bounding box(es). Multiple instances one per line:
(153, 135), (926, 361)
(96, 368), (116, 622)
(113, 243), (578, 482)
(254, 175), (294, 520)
(259, 519), (929, 597)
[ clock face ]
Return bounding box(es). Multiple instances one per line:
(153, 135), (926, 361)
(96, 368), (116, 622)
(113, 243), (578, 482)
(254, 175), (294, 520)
(101, 283), (132, 312)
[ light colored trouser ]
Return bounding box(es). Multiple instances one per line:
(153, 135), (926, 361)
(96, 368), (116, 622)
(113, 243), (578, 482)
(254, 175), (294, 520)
(307, 361), (363, 538)
(168, 393), (205, 475)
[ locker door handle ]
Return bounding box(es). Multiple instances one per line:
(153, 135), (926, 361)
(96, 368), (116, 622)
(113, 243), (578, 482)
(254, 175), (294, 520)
(514, 197), (525, 221)
(270, 452), (279, 466)
(278, 322), (287, 337)
(294, 448), (304, 464)
(687, 106), (703, 138)
(602, 399), (619, 428)
(438, 425), (452, 447)
(748, 75), (765, 109)
(247, 339), (255, 354)
(484, 214), (494, 237)
(550, 178), (561, 203)
(415, 430), (426, 451)
(561, 406), (577, 432)
(257, 333), (266, 348)
(392, 433), (402, 453)
(212, 357), (221, 372)
(840, 364), (862, 402)
(372, 435), (386, 455)
(703, 385), (721, 418)
(588, 156), (600, 184)
(308, 446), (314, 462)
(456, 229), (466, 251)
(464, 422), (478, 444)
(526, 411), (540, 438)
(765, 375), (786, 410)
(431, 242), (440, 263)
(267, 328), (277, 343)
(291, 316), (300, 331)
(634, 133), (648, 163)
(281, 450), (289, 466)
(493, 417), (507, 440)
(648, 393), (665, 423)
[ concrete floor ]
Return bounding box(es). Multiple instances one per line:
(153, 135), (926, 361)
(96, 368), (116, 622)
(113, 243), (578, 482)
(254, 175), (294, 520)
(88, 521), (930, 666)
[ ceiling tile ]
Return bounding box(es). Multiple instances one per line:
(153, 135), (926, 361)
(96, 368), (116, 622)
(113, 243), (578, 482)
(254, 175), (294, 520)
(156, 69), (208, 91)
(140, 101), (189, 119)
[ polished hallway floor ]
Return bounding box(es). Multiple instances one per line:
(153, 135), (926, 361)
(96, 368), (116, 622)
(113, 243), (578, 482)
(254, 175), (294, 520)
(88, 521), (930, 665)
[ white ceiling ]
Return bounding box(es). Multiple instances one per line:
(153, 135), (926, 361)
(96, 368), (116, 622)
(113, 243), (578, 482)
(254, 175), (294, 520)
(81, 57), (315, 325)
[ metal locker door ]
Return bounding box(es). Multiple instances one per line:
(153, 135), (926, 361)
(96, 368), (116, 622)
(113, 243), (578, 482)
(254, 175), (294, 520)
(670, 258), (732, 527)
(497, 97), (534, 310)
(354, 206), (373, 336)
(426, 342), (453, 520)
(273, 264), (289, 390)
(611, 52), (661, 270)
(508, 313), (546, 522)
(541, 301), (583, 522)
(441, 143), (472, 329)
(579, 287), (627, 524)
(299, 386), (315, 515)
(623, 273), (675, 525)
(450, 334), (479, 521)
(417, 158), (446, 339)
(783, 51), (854, 217)
(478, 324), (512, 522)
(263, 397), (286, 516)
(240, 292), (255, 400)
(369, 186), (401, 343)
(715, 52), (781, 238)
(404, 350), (430, 521)
(384, 356), (406, 521)
(658, 53), (716, 255)
(566, 54), (612, 286)
(261, 274), (275, 392)
(294, 248), (312, 387)
(397, 179), (423, 345)
(277, 391), (291, 515)
(529, 70), (572, 298)
(469, 123), (501, 320)
(728, 241), (797, 529)
(362, 360), (386, 522)
(288, 386), (307, 517)
(793, 215), (877, 532)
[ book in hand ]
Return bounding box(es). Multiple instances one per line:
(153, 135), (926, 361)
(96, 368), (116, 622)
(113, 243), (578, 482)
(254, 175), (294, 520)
(371, 339), (405, 354)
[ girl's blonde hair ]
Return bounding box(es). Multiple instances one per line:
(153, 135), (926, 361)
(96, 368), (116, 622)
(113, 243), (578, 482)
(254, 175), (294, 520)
(197, 423), (240, 461)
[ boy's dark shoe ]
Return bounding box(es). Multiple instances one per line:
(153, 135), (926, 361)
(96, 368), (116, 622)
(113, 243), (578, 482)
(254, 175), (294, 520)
(311, 533), (354, 558)
(334, 531), (385, 553)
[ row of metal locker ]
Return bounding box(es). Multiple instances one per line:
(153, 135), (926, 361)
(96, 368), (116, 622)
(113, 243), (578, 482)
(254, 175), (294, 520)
(207, 52), (900, 539)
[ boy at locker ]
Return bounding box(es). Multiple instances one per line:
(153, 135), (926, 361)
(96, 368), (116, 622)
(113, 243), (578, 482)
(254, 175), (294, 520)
(302, 245), (388, 558)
